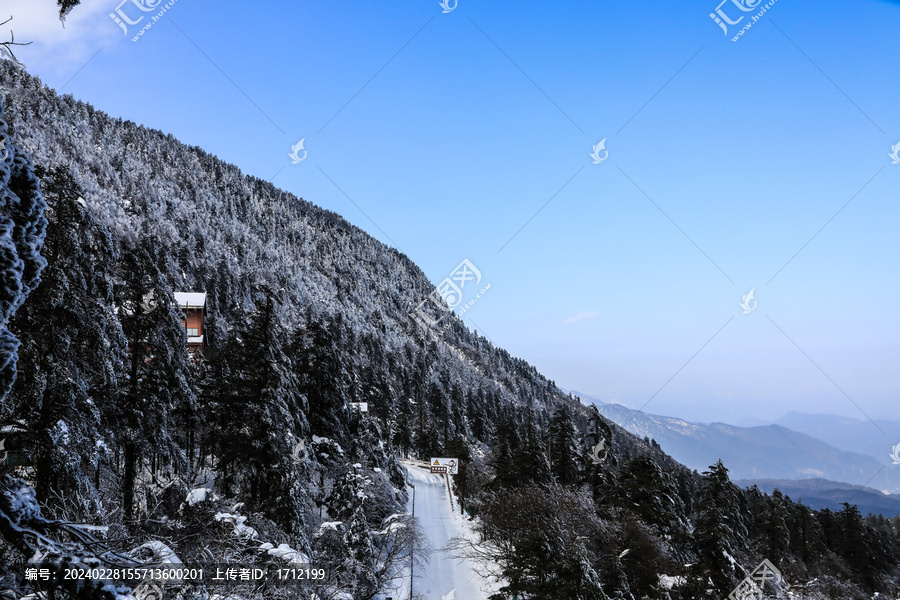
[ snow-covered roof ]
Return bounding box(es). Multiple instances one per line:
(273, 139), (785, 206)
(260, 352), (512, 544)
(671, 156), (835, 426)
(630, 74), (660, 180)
(174, 292), (207, 309)
(187, 335), (204, 344)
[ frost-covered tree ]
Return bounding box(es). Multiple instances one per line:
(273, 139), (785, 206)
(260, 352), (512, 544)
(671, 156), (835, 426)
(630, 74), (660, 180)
(325, 464), (379, 597)
(0, 99), (47, 402)
(202, 291), (310, 534)
(0, 96), (136, 600)
(689, 460), (748, 597)
(585, 404), (616, 505)
(57, 0), (82, 21)
(468, 485), (607, 600)
(614, 454), (687, 539)
(10, 166), (124, 515)
(517, 407), (551, 486)
(116, 241), (194, 524)
(0, 476), (136, 600)
(746, 486), (791, 559)
(548, 407), (580, 486)
(293, 308), (349, 439)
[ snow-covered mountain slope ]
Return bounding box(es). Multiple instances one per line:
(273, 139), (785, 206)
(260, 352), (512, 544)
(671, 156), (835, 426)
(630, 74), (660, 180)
(0, 60), (590, 437)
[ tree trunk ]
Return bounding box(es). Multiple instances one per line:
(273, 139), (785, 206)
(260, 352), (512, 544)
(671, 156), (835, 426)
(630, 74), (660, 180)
(123, 441), (137, 523)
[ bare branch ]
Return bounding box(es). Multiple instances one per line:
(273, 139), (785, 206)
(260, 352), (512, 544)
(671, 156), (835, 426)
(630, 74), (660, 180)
(0, 16), (32, 67)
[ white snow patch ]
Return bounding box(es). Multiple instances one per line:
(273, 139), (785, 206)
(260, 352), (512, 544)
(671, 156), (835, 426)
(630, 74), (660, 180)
(311, 593), (352, 600)
(130, 541), (181, 564)
(52, 420), (70, 445)
(312, 435), (344, 454)
(659, 575), (685, 590)
(381, 521), (406, 535)
(259, 542), (309, 565)
(215, 512), (259, 539)
(185, 488), (211, 506)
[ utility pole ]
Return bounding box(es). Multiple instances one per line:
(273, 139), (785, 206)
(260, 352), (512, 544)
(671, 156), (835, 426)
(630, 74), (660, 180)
(459, 462), (466, 516)
(409, 483), (415, 600)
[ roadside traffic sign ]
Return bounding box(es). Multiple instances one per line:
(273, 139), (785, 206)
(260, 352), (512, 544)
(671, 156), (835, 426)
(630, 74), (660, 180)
(429, 457), (458, 475)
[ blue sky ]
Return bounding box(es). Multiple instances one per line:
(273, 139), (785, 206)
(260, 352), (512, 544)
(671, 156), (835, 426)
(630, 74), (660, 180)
(5, 0), (899, 426)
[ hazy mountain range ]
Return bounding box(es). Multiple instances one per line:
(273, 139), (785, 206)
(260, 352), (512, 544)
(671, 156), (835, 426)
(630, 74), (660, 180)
(566, 393), (900, 495)
(774, 411), (900, 466)
(734, 478), (900, 518)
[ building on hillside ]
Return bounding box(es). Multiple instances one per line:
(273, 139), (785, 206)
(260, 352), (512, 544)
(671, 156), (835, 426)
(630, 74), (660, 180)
(174, 292), (207, 360)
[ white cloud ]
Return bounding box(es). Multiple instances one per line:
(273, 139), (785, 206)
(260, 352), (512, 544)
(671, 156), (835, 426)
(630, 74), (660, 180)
(2, 0), (120, 69)
(563, 311), (601, 325)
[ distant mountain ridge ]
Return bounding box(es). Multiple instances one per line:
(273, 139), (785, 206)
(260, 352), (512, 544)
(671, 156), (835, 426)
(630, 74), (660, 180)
(588, 401), (900, 494)
(564, 389), (607, 407)
(775, 411), (900, 465)
(736, 478), (900, 518)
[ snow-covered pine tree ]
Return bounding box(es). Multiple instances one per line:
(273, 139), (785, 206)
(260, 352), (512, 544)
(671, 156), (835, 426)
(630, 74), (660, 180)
(9, 165), (125, 516)
(614, 454), (687, 539)
(115, 241), (195, 524)
(585, 404), (616, 505)
(746, 485), (791, 560)
(0, 98), (47, 402)
(202, 290), (310, 534)
(0, 93), (136, 600)
(689, 460), (749, 598)
(326, 463), (379, 597)
(293, 307), (350, 440)
(518, 406), (552, 485)
(548, 407), (581, 486)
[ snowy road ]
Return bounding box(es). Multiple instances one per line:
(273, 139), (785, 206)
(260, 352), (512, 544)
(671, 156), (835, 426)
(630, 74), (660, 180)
(400, 461), (496, 600)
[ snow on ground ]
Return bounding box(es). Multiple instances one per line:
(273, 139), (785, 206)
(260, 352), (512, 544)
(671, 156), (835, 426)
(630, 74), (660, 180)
(395, 461), (500, 600)
(214, 512), (259, 539)
(129, 540), (181, 564)
(319, 521), (343, 532)
(185, 488), (211, 506)
(659, 574), (685, 590)
(259, 542), (309, 565)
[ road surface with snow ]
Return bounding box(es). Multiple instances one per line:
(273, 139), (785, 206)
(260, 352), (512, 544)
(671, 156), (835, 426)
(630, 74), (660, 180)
(399, 461), (497, 600)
